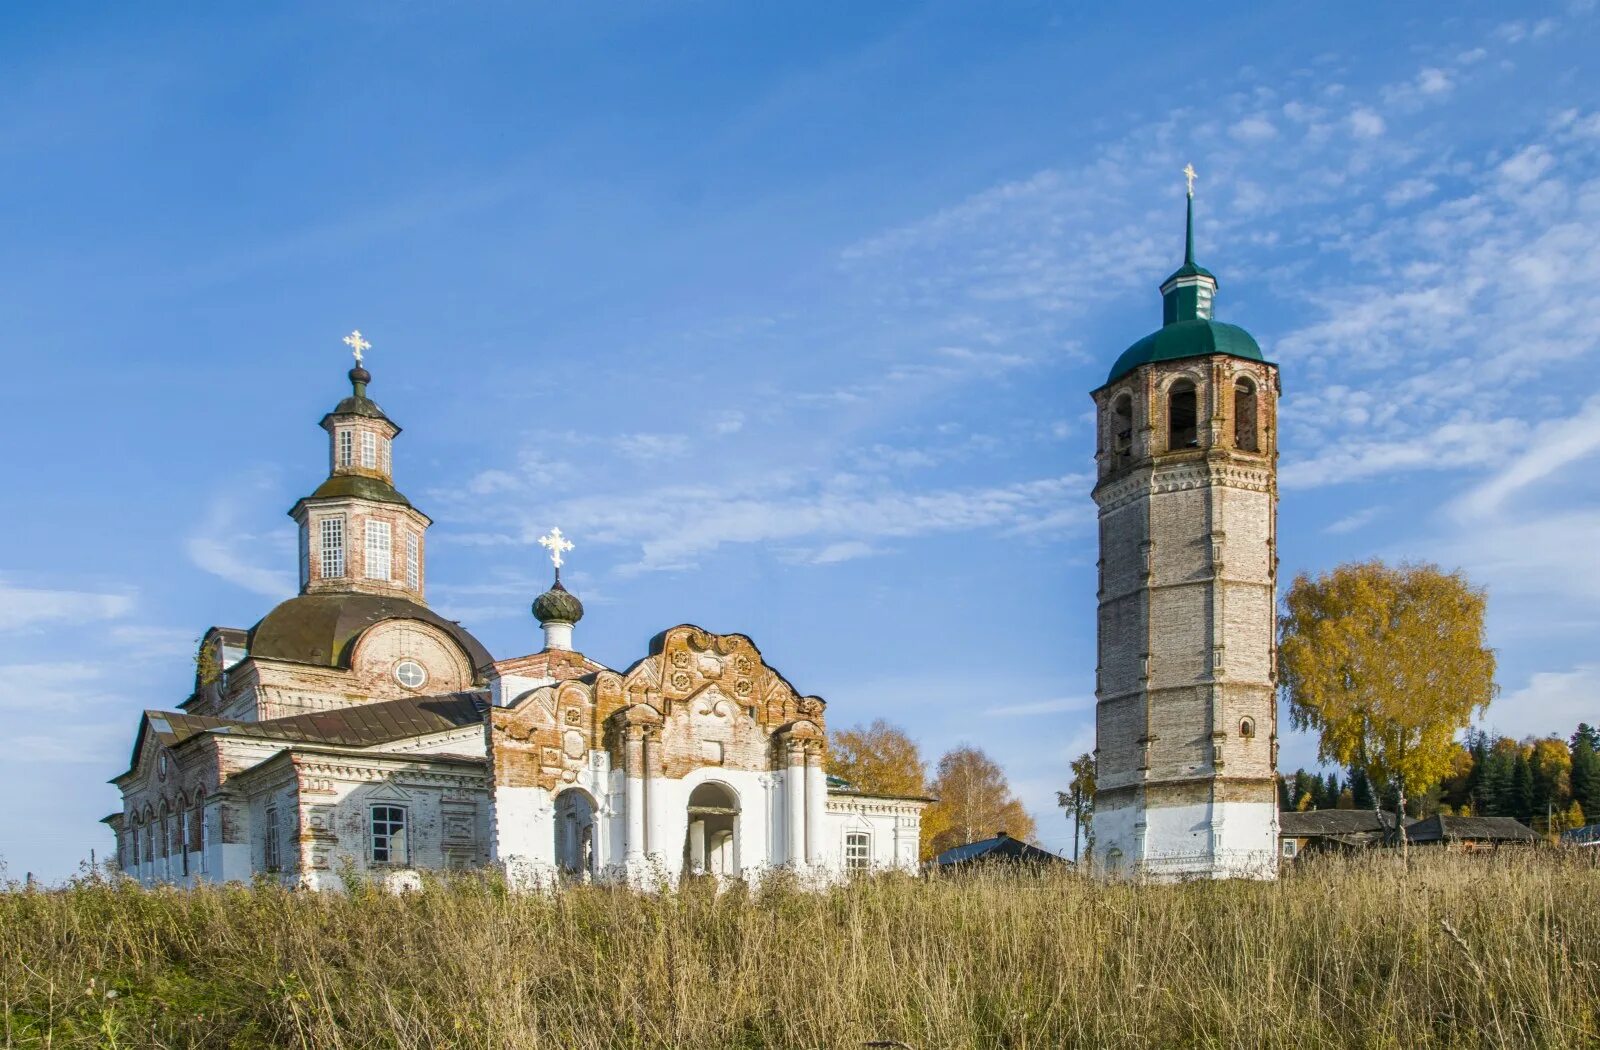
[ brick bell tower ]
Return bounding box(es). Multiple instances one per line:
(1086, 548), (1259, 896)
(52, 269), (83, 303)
(1089, 168), (1280, 880)
(290, 331), (432, 603)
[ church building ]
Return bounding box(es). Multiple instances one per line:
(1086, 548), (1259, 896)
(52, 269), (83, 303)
(104, 341), (928, 889)
(1090, 171), (1281, 879)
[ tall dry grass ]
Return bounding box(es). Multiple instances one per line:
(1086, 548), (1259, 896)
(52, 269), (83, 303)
(2, 851), (1597, 1049)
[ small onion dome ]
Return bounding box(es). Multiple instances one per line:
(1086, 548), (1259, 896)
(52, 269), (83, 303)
(532, 577), (584, 625)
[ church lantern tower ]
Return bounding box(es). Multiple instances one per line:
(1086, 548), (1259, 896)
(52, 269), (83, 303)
(290, 331), (431, 603)
(1089, 168), (1280, 880)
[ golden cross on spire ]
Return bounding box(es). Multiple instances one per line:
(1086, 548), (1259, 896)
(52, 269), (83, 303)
(343, 330), (371, 365)
(1183, 163), (1198, 198)
(538, 527), (575, 570)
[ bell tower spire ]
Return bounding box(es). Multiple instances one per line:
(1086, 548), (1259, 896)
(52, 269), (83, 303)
(1162, 164), (1218, 326)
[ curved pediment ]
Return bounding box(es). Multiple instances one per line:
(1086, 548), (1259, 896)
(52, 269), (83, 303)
(622, 625), (826, 732)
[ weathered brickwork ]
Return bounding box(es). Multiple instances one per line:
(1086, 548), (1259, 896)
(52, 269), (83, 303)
(1092, 353), (1281, 878)
(490, 625), (826, 793)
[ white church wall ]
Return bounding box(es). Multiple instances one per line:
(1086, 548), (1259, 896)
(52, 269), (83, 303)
(823, 798), (925, 875)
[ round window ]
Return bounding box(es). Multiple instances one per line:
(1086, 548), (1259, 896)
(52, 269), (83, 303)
(394, 660), (428, 690)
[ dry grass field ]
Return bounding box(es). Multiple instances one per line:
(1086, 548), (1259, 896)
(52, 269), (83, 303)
(2, 851), (1597, 1049)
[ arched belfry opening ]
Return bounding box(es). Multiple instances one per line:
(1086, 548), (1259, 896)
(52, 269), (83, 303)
(1168, 380), (1198, 450)
(1111, 394), (1134, 469)
(1234, 377), (1259, 452)
(553, 788), (597, 880)
(684, 781), (739, 878)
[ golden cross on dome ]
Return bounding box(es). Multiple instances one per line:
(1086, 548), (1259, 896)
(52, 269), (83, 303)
(538, 527), (574, 570)
(1183, 163), (1198, 198)
(343, 330), (371, 365)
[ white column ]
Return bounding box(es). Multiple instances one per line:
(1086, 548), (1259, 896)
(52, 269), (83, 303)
(804, 743), (823, 866)
(641, 729), (658, 863)
(624, 728), (645, 866)
(786, 741), (806, 867)
(688, 819), (706, 872)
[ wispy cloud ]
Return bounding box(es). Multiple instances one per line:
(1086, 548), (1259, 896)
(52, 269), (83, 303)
(0, 578), (132, 633)
(185, 474), (296, 598)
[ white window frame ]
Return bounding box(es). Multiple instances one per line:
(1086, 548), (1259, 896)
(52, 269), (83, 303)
(264, 805), (280, 871)
(844, 831), (872, 871)
(199, 805), (208, 874)
(361, 430), (377, 469)
(394, 659), (427, 690)
(320, 517), (345, 578)
(338, 429), (354, 467)
(405, 532), (420, 590)
(179, 806), (190, 876)
(370, 804), (409, 865)
(365, 519), (392, 580)
(129, 824), (140, 870)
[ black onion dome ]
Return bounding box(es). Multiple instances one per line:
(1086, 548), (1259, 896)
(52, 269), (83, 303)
(532, 578), (584, 624)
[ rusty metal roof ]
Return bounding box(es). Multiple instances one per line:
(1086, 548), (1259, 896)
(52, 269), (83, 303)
(117, 692), (488, 782)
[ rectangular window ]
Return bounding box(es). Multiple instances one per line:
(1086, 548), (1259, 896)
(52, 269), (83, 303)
(338, 429), (353, 467)
(406, 533), (419, 590)
(845, 832), (871, 871)
(179, 809), (190, 876)
(130, 825), (139, 869)
(365, 520), (392, 580)
(371, 805), (408, 864)
(263, 806), (280, 871)
(319, 517), (345, 578)
(361, 430), (377, 469)
(298, 526), (310, 590)
(199, 807), (208, 874)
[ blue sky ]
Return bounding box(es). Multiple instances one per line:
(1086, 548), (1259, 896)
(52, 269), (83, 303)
(3, 2), (1598, 881)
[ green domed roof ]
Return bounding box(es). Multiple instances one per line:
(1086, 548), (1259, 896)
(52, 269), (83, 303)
(532, 579), (584, 625)
(1107, 318), (1264, 384)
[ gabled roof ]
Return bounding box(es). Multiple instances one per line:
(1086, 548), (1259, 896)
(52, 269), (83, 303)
(1405, 814), (1541, 844)
(115, 692), (488, 782)
(1280, 810), (1396, 837)
(935, 833), (1065, 867)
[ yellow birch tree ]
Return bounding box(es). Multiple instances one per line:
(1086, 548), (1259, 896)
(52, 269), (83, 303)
(1279, 561), (1497, 829)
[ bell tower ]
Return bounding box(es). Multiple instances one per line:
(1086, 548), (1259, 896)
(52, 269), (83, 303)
(1090, 169), (1281, 879)
(290, 331), (432, 603)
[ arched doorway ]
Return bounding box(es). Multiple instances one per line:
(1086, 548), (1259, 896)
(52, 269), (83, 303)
(684, 782), (739, 878)
(553, 788), (597, 881)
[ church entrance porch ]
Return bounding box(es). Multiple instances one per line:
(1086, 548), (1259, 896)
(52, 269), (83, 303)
(683, 782), (738, 879)
(553, 788), (598, 882)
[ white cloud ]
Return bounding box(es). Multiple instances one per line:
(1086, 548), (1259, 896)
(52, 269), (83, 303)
(1417, 68), (1453, 96)
(1384, 177), (1435, 206)
(982, 696), (1093, 717)
(1498, 145), (1555, 185)
(1349, 107), (1386, 138)
(614, 433), (691, 462)
(806, 541), (881, 565)
(1229, 115), (1279, 142)
(1453, 395), (1600, 519)
(0, 578), (132, 633)
(1323, 507), (1382, 534)
(1488, 664), (1600, 739)
(0, 662), (113, 711)
(710, 411), (745, 436)
(443, 471), (1092, 574)
(185, 471), (295, 598)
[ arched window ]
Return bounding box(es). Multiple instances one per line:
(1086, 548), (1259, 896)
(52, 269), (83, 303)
(1239, 717), (1256, 739)
(1168, 380), (1198, 450)
(1234, 377), (1259, 452)
(1111, 395), (1134, 468)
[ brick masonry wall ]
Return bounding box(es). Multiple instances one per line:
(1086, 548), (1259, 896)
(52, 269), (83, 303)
(1091, 355), (1281, 862)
